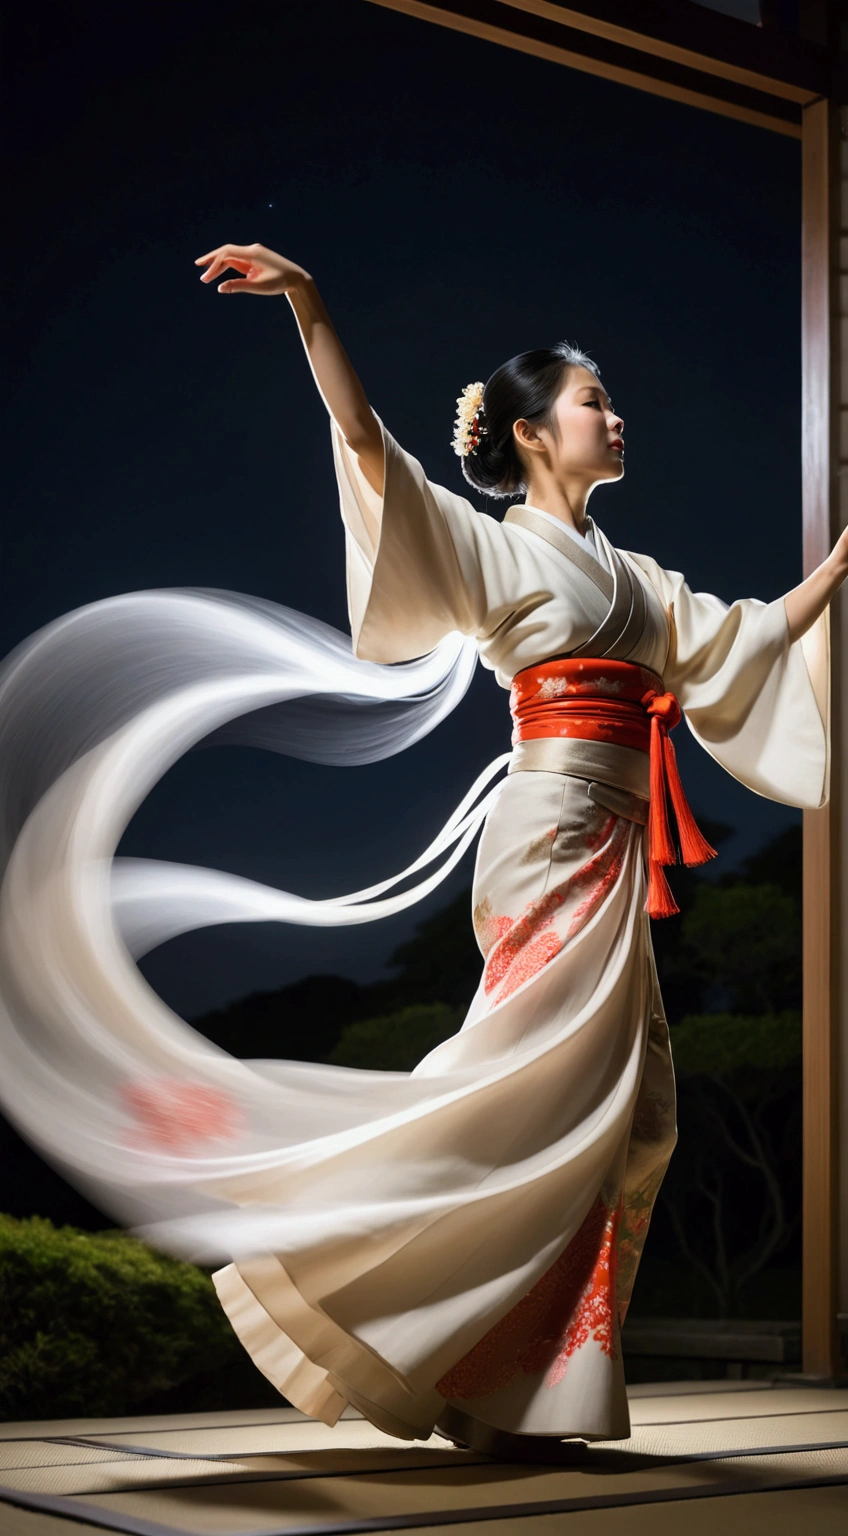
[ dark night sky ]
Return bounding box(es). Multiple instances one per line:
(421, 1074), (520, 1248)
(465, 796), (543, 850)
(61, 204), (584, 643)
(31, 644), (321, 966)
(5, 0), (803, 1023)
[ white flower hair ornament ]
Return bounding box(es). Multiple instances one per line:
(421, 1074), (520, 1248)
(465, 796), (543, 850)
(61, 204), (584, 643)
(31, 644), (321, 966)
(451, 381), (487, 458)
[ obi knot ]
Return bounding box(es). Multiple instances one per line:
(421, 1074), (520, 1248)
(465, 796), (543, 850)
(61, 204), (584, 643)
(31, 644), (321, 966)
(642, 688), (682, 731)
(510, 658), (717, 920)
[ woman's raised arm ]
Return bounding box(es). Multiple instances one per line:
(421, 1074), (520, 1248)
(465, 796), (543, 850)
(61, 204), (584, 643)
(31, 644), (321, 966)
(783, 525), (848, 644)
(195, 243), (384, 495)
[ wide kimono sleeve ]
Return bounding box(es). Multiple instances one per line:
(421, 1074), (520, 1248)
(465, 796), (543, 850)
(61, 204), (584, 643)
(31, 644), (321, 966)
(332, 417), (494, 664)
(627, 552), (829, 810)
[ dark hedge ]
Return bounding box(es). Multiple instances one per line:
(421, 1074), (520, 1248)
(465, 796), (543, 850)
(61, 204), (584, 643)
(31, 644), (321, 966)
(0, 1214), (247, 1420)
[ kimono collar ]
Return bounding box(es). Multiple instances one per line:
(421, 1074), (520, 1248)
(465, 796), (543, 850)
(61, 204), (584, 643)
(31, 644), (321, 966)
(503, 505), (651, 665)
(521, 504), (598, 552)
(503, 505), (613, 602)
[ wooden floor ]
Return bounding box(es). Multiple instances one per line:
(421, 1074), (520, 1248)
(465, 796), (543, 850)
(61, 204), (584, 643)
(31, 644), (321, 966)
(1, 1379), (846, 1534)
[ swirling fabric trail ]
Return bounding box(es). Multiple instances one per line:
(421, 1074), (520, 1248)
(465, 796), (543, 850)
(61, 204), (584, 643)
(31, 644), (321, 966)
(0, 589), (507, 1251)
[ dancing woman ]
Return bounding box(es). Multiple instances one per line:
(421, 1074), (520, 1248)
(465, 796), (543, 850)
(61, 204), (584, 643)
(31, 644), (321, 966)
(0, 240), (843, 1455)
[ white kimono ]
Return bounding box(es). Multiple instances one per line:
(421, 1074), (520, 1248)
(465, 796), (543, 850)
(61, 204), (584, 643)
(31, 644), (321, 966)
(212, 421), (828, 1445)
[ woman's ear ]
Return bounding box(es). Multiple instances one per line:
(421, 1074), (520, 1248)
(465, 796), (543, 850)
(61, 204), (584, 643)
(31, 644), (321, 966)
(513, 418), (546, 457)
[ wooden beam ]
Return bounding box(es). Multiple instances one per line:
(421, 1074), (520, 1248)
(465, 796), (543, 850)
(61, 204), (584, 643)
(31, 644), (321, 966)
(367, 0), (804, 138)
(801, 93), (840, 1381)
(505, 1), (823, 105)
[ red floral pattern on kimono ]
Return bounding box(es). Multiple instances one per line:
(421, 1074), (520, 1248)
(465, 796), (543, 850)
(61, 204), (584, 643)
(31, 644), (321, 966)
(564, 816), (627, 942)
(121, 1079), (243, 1151)
(436, 1195), (622, 1401)
(482, 887), (565, 1002)
(479, 814), (627, 1004)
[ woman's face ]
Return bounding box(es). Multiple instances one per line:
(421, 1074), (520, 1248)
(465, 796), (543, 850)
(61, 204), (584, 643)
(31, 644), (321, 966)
(515, 366), (625, 489)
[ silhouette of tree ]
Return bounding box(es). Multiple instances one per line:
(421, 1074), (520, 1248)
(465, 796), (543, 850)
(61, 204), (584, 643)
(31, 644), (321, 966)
(661, 1010), (801, 1316)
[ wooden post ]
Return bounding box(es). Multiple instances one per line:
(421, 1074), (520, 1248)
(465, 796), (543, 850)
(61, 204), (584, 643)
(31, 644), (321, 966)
(801, 92), (841, 1380)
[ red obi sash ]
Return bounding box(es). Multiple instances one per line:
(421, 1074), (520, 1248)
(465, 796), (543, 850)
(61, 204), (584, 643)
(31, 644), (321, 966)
(509, 658), (717, 919)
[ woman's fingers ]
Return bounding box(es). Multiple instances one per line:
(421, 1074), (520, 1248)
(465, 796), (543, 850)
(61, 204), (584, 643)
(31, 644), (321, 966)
(195, 242), (294, 296)
(199, 255), (255, 284)
(195, 243), (256, 266)
(198, 257), (225, 283)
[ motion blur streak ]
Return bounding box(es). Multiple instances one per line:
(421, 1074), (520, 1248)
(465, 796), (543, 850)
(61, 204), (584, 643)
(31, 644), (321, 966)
(0, 589), (504, 1253)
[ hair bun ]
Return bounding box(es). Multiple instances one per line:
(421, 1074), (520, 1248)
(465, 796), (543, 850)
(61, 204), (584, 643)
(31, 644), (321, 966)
(461, 431), (516, 497)
(455, 343), (601, 500)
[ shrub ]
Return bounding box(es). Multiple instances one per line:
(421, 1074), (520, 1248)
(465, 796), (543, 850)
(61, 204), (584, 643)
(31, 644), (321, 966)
(327, 1003), (461, 1072)
(0, 1214), (243, 1420)
(676, 883), (801, 1015)
(671, 1009), (801, 1078)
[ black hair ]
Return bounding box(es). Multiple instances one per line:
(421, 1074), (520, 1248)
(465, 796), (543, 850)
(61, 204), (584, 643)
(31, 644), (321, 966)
(460, 343), (601, 498)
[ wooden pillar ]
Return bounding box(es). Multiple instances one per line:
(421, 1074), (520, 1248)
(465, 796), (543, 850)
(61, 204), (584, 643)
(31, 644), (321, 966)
(800, 91), (842, 1380)
(839, 105), (848, 1366)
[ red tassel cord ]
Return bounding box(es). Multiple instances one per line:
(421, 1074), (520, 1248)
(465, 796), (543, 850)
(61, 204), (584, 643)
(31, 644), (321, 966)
(661, 730), (718, 868)
(647, 714), (676, 866)
(642, 689), (717, 920)
(645, 856), (680, 921)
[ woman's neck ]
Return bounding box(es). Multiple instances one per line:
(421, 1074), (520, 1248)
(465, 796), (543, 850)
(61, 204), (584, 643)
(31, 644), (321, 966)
(523, 480), (590, 535)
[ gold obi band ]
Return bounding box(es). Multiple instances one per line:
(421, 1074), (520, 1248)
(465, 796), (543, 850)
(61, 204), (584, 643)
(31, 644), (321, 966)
(508, 737), (651, 826)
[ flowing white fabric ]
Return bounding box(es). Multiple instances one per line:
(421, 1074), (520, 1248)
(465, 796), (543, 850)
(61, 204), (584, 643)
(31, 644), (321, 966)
(0, 589), (505, 1244)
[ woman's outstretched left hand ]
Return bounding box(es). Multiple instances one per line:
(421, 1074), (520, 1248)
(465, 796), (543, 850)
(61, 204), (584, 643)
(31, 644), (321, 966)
(195, 243), (309, 295)
(785, 521), (848, 643)
(832, 522), (848, 573)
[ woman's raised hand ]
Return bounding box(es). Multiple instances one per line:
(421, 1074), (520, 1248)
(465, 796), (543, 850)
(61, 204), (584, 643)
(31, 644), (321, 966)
(196, 241), (383, 491)
(784, 518), (848, 644)
(832, 522), (848, 574)
(195, 243), (308, 296)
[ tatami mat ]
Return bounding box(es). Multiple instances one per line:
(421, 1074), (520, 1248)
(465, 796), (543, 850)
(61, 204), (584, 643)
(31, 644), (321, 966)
(1, 1454), (253, 1497)
(84, 1420), (436, 1459)
(626, 1379), (775, 1399)
(3, 1485), (848, 1536)
(0, 1446), (490, 1498)
(617, 1407), (848, 1457)
(40, 1446), (846, 1532)
(76, 1405), (848, 1466)
(1, 1382), (845, 1534)
(13, 1408), (838, 1497)
(0, 1406), (361, 1443)
(0, 1441), (140, 1472)
(628, 1385), (844, 1424)
(0, 1407), (356, 1442)
(0, 1513), (109, 1536)
(78, 1387), (848, 1459)
(378, 1486), (848, 1535)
